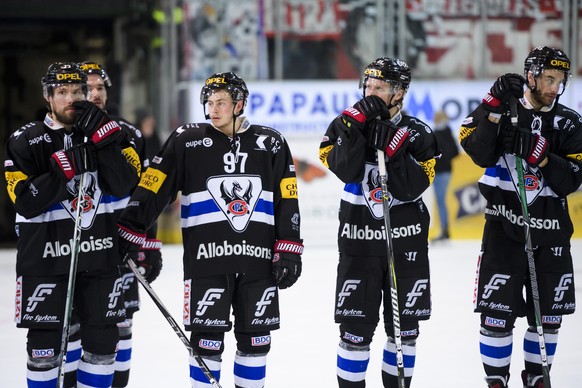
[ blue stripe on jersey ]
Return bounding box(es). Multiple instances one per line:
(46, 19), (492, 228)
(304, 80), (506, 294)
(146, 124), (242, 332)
(233, 362), (266, 381)
(480, 341), (513, 359)
(382, 348), (415, 368)
(484, 165), (511, 181)
(337, 354), (369, 372)
(101, 193), (130, 204)
(181, 199), (220, 218)
(255, 198), (274, 215)
(344, 183), (363, 196)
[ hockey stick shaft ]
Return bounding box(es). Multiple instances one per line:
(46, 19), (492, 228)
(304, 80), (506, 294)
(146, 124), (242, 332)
(126, 259), (222, 388)
(510, 99), (551, 387)
(377, 149), (407, 388)
(57, 165), (88, 388)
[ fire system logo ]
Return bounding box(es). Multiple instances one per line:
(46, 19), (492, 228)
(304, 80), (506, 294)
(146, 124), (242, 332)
(482, 274), (511, 299)
(26, 284), (57, 312)
(554, 274), (573, 302)
(255, 287), (277, 317)
(337, 280), (361, 307)
(405, 279), (428, 307)
(196, 288), (225, 316)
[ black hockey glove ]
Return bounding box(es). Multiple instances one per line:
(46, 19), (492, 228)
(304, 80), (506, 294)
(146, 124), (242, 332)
(137, 239), (163, 283)
(482, 73), (525, 113)
(503, 125), (548, 167)
(272, 239), (304, 289)
(50, 143), (97, 182)
(368, 119), (410, 160)
(118, 223), (146, 263)
(341, 95), (389, 134)
(73, 100), (122, 148)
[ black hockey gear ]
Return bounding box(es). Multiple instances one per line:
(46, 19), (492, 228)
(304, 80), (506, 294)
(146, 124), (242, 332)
(353, 95), (390, 122)
(272, 239), (304, 289)
(42, 62), (87, 98)
(117, 224), (146, 260)
(503, 125), (548, 167)
(201, 72), (249, 116)
(50, 143), (97, 182)
(361, 57), (411, 93)
(73, 101), (121, 148)
(482, 73), (525, 113)
(368, 120), (410, 160)
(137, 239), (163, 283)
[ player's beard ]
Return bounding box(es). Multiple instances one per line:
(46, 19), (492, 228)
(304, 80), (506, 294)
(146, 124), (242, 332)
(52, 107), (77, 126)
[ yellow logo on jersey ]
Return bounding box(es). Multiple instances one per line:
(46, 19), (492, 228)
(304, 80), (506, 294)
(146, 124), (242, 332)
(567, 152), (582, 162)
(5, 170), (28, 203)
(280, 177), (298, 199)
(419, 158), (436, 184)
(122, 147), (141, 177)
(138, 167), (166, 193)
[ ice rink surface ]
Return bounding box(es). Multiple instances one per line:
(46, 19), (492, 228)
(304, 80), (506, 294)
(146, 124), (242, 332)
(0, 239), (581, 387)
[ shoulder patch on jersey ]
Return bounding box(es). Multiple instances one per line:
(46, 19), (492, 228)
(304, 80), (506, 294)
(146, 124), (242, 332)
(138, 167), (167, 193)
(280, 177), (298, 199)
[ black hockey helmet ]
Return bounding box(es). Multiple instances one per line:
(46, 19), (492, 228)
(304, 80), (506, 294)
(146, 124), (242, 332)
(524, 46), (571, 94)
(200, 72), (249, 115)
(41, 62), (88, 98)
(361, 57), (412, 95)
(79, 61), (112, 88)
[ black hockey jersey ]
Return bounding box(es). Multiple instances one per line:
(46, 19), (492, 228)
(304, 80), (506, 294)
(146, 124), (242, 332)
(318, 111), (438, 256)
(117, 118), (301, 277)
(459, 98), (582, 246)
(4, 114), (141, 276)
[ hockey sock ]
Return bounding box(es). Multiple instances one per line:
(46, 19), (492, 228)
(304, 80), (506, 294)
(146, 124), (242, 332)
(381, 338), (415, 388)
(336, 341), (370, 387)
(233, 351), (267, 388)
(523, 326), (558, 376)
(27, 358), (59, 387)
(76, 352), (115, 388)
(64, 337), (82, 387)
(189, 355), (221, 388)
(112, 320), (133, 387)
(480, 329), (512, 381)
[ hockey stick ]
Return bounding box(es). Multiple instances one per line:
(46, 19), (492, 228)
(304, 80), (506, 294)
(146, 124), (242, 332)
(509, 98), (552, 387)
(126, 258), (222, 388)
(57, 142), (89, 388)
(377, 149), (406, 388)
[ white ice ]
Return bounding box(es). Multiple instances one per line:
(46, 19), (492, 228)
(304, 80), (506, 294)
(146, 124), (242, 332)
(1, 239), (581, 387)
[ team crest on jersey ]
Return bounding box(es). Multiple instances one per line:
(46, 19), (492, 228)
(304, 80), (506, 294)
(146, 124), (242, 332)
(63, 172), (102, 229)
(506, 158), (543, 205)
(207, 175), (263, 232)
(362, 164), (392, 219)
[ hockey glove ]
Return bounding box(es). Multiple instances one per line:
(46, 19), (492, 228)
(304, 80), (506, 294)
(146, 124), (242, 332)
(137, 239), (163, 283)
(503, 125), (548, 167)
(368, 120), (410, 160)
(272, 239), (304, 289)
(118, 224), (146, 262)
(340, 95), (389, 134)
(50, 143), (97, 182)
(482, 73), (525, 113)
(73, 100), (121, 148)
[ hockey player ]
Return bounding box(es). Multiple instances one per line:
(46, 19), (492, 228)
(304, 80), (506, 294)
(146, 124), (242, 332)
(319, 57), (438, 387)
(4, 62), (140, 387)
(459, 46), (581, 388)
(116, 72), (303, 387)
(78, 61), (163, 388)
